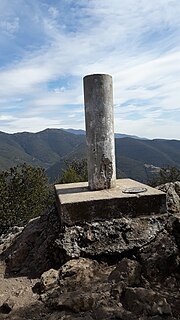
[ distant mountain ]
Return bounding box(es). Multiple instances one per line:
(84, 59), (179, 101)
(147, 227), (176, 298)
(62, 128), (147, 140)
(62, 129), (86, 135)
(115, 133), (147, 140)
(0, 129), (179, 184)
(0, 129), (84, 171)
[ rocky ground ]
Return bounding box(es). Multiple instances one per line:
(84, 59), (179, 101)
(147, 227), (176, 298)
(0, 181), (180, 320)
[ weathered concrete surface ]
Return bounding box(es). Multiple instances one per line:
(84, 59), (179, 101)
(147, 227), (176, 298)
(83, 74), (116, 190)
(55, 179), (166, 226)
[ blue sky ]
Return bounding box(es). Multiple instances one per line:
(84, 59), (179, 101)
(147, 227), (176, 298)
(0, 0), (180, 139)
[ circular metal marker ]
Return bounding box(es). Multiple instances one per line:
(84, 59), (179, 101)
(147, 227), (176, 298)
(122, 187), (147, 194)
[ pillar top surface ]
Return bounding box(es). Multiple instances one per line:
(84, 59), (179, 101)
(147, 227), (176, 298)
(83, 73), (112, 80)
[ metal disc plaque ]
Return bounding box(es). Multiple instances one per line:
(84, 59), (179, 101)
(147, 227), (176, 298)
(122, 187), (147, 194)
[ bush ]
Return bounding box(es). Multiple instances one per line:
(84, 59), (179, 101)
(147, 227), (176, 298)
(150, 166), (180, 187)
(0, 164), (53, 235)
(59, 159), (88, 184)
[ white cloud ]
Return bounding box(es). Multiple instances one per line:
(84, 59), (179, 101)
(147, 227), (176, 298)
(115, 116), (180, 140)
(0, 114), (85, 133)
(0, 0), (180, 138)
(0, 115), (15, 121)
(0, 17), (19, 35)
(0, 116), (62, 133)
(48, 6), (59, 19)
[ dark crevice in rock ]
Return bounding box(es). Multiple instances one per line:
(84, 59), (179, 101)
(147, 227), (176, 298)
(171, 217), (180, 250)
(79, 247), (139, 266)
(121, 230), (130, 245)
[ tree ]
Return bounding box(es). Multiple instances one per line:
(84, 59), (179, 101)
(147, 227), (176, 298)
(59, 159), (88, 184)
(150, 166), (180, 187)
(0, 164), (53, 235)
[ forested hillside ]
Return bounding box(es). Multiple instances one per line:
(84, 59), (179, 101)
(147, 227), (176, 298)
(0, 129), (180, 183)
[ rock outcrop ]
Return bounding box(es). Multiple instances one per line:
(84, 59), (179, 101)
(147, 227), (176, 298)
(156, 181), (180, 213)
(0, 206), (62, 277)
(39, 255), (180, 319)
(0, 181), (179, 319)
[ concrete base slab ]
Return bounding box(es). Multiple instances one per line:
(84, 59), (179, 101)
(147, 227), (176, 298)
(55, 179), (166, 226)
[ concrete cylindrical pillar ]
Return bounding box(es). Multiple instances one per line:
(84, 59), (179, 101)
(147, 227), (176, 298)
(83, 74), (116, 191)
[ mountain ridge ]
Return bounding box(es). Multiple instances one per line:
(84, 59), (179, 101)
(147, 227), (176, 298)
(62, 128), (148, 140)
(0, 128), (179, 183)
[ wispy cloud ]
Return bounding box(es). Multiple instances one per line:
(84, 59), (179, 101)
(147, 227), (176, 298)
(0, 0), (180, 138)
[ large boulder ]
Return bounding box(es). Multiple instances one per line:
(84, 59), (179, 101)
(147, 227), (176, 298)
(56, 214), (173, 260)
(39, 256), (180, 320)
(122, 287), (172, 317)
(138, 230), (179, 280)
(0, 205), (62, 277)
(40, 258), (113, 315)
(156, 181), (180, 213)
(108, 258), (141, 286)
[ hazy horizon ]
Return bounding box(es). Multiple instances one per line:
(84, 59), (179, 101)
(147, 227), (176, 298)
(0, 127), (179, 141)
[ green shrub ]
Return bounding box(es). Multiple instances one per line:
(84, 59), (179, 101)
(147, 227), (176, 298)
(150, 166), (180, 187)
(59, 159), (88, 184)
(0, 163), (53, 235)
